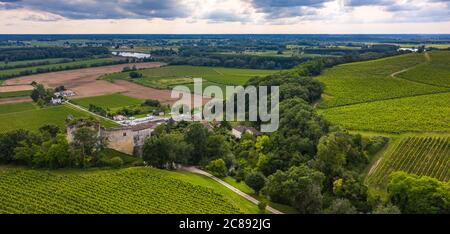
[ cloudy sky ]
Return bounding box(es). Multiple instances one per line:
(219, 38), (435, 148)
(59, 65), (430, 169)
(0, 0), (449, 34)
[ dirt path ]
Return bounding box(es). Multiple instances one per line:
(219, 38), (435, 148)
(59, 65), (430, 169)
(0, 96), (32, 104)
(2, 62), (162, 98)
(64, 101), (119, 125)
(0, 84), (34, 92)
(424, 52), (431, 62)
(182, 166), (284, 214)
(115, 80), (211, 105)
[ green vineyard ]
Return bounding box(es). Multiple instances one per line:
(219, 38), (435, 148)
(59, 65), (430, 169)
(366, 136), (450, 187)
(0, 167), (255, 214)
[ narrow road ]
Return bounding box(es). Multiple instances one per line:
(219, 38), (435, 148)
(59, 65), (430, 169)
(182, 166), (284, 214)
(64, 101), (121, 126)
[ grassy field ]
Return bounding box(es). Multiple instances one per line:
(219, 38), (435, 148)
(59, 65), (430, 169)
(0, 167), (259, 214)
(102, 65), (279, 87)
(0, 103), (117, 133)
(0, 58), (68, 67)
(0, 58), (118, 78)
(0, 90), (32, 99)
(316, 51), (450, 189)
(396, 51), (450, 88)
(71, 93), (143, 110)
(366, 136), (449, 188)
(101, 65), (279, 99)
(316, 52), (449, 108)
(0, 102), (37, 115)
(319, 92), (450, 133)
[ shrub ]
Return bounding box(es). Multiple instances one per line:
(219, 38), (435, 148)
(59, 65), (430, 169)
(110, 157), (124, 168)
(206, 159), (227, 178)
(129, 71), (143, 79)
(258, 201), (267, 214)
(245, 172), (266, 194)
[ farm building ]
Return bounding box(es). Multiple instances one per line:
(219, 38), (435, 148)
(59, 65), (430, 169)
(51, 98), (63, 105)
(55, 90), (76, 98)
(232, 126), (260, 139)
(67, 119), (165, 156)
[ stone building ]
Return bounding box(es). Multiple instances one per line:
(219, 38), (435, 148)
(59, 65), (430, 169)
(67, 120), (163, 156)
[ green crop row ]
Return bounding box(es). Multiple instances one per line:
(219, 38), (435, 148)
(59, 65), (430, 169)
(0, 167), (245, 214)
(366, 136), (450, 188)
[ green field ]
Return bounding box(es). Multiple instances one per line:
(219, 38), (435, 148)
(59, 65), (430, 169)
(319, 92), (450, 133)
(102, 65), (279, 87)
(0, 103), (117, 133)
(0, 58), (118, 78)
(0, 102), (36, 115)
(0, 90), (32, 99)
(101, 65), (279, 99)
(317, 52), (449, 108)
(396, 51), (450, 88)
(366, 136), (450, 188)
(0, 167), (258, 214)
(71, 93), (143, 110)
(0, 58), (68, 68)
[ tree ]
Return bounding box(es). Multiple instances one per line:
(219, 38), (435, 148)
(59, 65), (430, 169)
(205, 134), (230, 160)
(260, 98), (329, 175)
(372, 203), (401, 214)
(71, 127), (105, 167)
(184, 123), (209, 164)
(245, 172), (266, 194)
(30, 84), (46, 102)
(13, 142), (38, 166)
(206, 159), (228, 178)
(332, 173), (370, 212)
(47, 134), (71, 168)
(387, 172), (450, 214)
(39, 124), (61, 138)
(314, 132), (369, 189)
(129, 71), (142, 78)
(143, 99), (161, 107)
(263, 165), (325, 214)
(142, 133), (191, 169)
(324, 199), (357, 214)
(0, 129), (41, 164)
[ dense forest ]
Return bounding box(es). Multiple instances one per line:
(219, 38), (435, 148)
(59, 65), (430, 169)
(0, 47), (110, 62)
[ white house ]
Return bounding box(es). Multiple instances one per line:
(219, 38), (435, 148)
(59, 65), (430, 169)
(232, 126), (260, 139)
(51, 98), (62, 105)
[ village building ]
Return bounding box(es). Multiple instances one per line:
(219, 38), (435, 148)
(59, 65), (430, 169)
(398, 47), (419, 53)
(51, 97), (62, 105)
(231, 126), (261, 139)
(55, 90), (76, 98)
(67, 119), (165, 156)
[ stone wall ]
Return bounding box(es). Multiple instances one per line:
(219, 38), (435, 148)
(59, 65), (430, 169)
(102, 128), (135, 155)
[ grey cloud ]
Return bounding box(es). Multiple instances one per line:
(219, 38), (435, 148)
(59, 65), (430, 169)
(202, 10), (251, 23)
(250, 0), (331, 18)
(0, 0), (189, 20)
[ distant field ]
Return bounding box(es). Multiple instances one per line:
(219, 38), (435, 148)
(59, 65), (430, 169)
(366, 136), (449, 188)
(0, 58), (117, 78)
(395, 43), (450, 49)
(319, 92), (450, 133)
(219, 50), (336, 58)
(396, 51), (450, 88)
(0, 58), (67, 68)
(0, 90), (32, 99)
(103, 65), (279, 87)
(101, 65), (279, 99)
(0, 167), (258, 214)
(317, 53), (449, 108)
(0, 103), (117, 132)
(71, 93), (143, 110)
